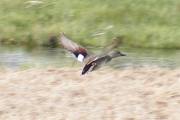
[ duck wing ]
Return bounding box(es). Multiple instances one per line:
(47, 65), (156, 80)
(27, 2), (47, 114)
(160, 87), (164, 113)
(100, 36), (124, 56)
(81, 55), (111, 75)
(60, 33), (89, 62)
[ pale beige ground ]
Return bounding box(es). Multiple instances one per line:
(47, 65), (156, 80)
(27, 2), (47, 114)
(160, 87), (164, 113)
(0, 67), (180, 120)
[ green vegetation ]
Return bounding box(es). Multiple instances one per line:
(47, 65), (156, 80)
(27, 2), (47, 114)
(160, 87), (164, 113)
(0, 0), (180, 48)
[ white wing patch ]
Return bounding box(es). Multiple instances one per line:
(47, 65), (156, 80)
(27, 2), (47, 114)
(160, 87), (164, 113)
(77, 54), (84, 62)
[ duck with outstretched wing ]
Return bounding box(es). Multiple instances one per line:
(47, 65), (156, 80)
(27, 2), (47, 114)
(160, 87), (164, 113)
(60, 33), (126, 75)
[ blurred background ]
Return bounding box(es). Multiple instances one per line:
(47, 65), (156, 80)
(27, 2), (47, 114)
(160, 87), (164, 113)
(0, 0), (180, 69)
(0, 1), (180, 119)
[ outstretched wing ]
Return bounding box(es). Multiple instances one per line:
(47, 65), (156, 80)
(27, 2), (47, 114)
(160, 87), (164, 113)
(100, 36), (124, 56)
(81, 55), (111, 75)
(60, 33), (88, 62)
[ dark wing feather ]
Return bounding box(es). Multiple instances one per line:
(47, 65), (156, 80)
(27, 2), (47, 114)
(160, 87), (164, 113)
(81, 62), (95, 75)
(60, 33), (88, 62)
(81, 55), (111, 75)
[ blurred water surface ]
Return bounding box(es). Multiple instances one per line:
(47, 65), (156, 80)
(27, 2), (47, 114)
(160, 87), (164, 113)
(0, 46), (180, 70)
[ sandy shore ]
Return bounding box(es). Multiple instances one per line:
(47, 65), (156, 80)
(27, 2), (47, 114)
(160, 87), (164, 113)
(0, 67), (180, 120)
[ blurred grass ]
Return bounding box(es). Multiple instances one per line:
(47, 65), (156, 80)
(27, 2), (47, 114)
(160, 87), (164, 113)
(0, 0), (180, 48)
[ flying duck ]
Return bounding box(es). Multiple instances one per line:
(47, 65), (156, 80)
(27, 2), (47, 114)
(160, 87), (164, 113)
(60, 33), (126, 75)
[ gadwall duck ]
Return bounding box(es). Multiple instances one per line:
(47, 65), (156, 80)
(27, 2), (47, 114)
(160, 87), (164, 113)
(60, 33), (126, 75)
